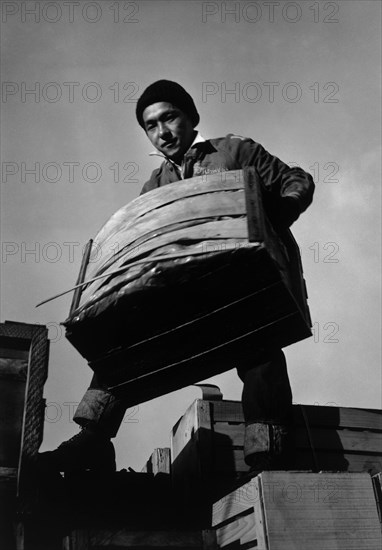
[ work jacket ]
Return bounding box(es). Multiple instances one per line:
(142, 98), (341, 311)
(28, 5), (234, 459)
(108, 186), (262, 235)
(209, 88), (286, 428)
(140, 133), (314, 322)
(140, 134), (314, 223)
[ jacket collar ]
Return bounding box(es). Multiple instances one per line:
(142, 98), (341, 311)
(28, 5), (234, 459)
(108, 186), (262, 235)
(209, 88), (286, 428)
(149, 132), (206, 164)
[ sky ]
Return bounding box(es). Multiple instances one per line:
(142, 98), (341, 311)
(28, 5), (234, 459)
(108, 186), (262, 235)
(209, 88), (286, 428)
(1, 0), (381, 471)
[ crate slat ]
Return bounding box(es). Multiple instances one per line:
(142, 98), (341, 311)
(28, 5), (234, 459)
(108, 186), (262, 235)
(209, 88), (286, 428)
(213, 472), (382, 549)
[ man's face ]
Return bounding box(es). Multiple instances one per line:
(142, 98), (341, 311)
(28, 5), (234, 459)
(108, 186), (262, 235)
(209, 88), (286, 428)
(142, 102), (195, 164)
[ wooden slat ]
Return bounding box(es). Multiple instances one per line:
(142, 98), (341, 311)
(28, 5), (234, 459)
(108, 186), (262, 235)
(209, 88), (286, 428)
(214, 472), (382, 550)
(214, 448), (382, 475)
(69, 238), (93, 317)
(86, 189), (246, 279)
(80, 218), (251, 304)
(213, 423), (382, 454)
(213, 481), (256, 526)
(216, 514), (257, 548)
(210, 402), (382, 431)
(89, 529), (210, 547)
(296, 405), (382, 431)
(90, 172), (245, 261)
(0, 348), (29, 360)
(372, 473), (382, 523)
(141, 448), (171, 476)
(260, 471), (382, 549)
(244, 167), (265, 243)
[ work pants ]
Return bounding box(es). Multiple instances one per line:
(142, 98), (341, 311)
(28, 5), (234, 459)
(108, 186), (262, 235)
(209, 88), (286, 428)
(73, 349), (293, 465)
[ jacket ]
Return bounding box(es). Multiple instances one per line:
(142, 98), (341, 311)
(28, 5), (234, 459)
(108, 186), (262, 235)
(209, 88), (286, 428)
(139, 134), (314, 226)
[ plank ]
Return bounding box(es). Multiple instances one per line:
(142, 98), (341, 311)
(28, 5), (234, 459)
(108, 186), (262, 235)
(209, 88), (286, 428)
(141, 448), (171, 476)
(214, 448), (382, 475)
(91, 171), (245, 255)
(86, 189), (247, 279)
(90, 280), (298, 376)
(70, 246), (291, 361)
(244, 166), (265, 243)
(89, 529), (210, 547)
(0, 376), (26, 466)
(211, 401), (382, 431)
(0, 347), (29, 360)
(259, 471), (382, 549)
(105, 310), (311, 405)
(79, 218), (251, 304)
(213, 423), (382, 454)
(295, 405), (382, 431)
(69, 238), (93, 317)
(216, 513), (257, 548)
(213, 478), (257, 526)
(372, 472), (382, 523)
(214, 472), (382, 550)
(0, 468), (17, 550)
(171, 401), (204, 461)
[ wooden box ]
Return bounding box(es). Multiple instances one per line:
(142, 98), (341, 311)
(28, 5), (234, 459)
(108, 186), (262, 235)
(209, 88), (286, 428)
(0, 321), (49, 513)
(65, 169), (311, 405)
(141, 447), (171, 477)
(171, 399), (382, 524)
(0, 468), (17, 550)
(63, 528), (217, 550)
(213, 471), (382, 549)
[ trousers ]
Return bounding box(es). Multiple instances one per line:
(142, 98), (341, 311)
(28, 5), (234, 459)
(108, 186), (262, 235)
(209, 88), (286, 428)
(73, 348), (293, 439)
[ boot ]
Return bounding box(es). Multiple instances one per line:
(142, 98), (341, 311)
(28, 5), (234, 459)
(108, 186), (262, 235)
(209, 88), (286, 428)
(243, 422), (293, 473)
(38, 426), (116, 475)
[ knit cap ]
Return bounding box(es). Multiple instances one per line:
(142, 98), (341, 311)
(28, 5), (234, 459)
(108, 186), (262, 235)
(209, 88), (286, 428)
(136, 80), (200, 129)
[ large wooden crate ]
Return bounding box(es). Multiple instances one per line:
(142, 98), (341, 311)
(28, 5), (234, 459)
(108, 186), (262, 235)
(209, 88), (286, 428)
(141, 447), (171, 477)
(0, 321), (49, 548)
(213, 471), (382, 549)
(64, 169), (311, 405)
(171, 399), (382, 524)
(0, 467), (17, 550)
(63, 528), (217, 550)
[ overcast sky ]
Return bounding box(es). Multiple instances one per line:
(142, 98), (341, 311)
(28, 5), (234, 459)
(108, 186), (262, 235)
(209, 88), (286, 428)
(1, 0), (381, 470)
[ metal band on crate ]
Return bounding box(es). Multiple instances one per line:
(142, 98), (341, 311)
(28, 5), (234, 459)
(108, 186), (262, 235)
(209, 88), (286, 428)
(36, 244), (260, 308)
(300, 405), (320, 472)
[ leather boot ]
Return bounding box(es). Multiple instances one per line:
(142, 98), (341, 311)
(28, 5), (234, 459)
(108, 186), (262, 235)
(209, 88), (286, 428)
(244, 422), (292, 472)
(38, 426), (116, 475)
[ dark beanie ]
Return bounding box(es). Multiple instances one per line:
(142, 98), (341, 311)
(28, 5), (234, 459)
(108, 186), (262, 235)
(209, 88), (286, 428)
(136, 80), (200, 129)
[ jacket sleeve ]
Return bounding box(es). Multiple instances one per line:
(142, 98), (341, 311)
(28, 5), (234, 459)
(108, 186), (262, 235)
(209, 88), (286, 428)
(227, 135), (315, 218)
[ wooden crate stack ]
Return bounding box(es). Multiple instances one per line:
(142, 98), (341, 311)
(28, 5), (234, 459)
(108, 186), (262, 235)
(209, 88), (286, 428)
(213, 471), (382, 549)
(141, 447), (171, 478)
(171, 399), (382, 525)
(62, 451), (217, 550)
(0, 321), (49, 550)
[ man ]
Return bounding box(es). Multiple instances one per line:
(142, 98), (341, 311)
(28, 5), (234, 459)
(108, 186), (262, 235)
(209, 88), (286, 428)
(40, 80), (314, 474)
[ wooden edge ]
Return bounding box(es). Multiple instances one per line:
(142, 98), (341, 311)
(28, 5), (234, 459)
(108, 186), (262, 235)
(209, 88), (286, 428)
(141, 448), (171, 476)
(243, 166), (265, 243)
(212, 477), (259, 527)
(17, 326), (50, 512)
(70, 239), (93, 316)
(372, 472), (382, 523)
